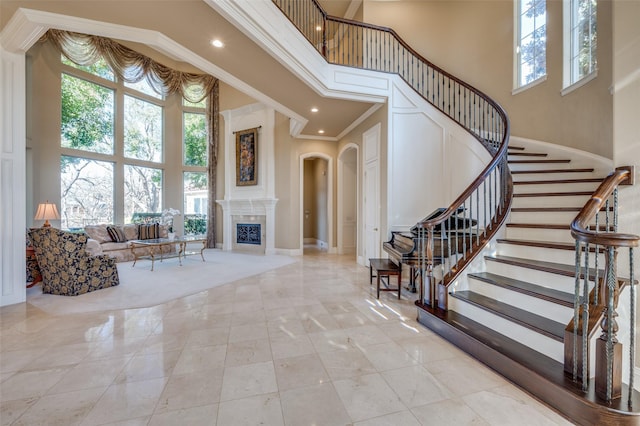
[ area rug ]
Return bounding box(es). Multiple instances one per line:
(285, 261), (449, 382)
(26, 249), (297, 315)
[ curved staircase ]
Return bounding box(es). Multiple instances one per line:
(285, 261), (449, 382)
(418, 142), (640, 425)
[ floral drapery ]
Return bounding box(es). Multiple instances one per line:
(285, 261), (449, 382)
(43, 29), (219, 247)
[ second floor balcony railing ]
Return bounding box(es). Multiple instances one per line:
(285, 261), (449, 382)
(273, 0), (511, 310)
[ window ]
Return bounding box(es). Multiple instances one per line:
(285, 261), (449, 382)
(61, 73), (114, 154)
(59, 49), (209, 231)
(515, 0), (547, 88)
(183, 112), (207, 166)
(124, 94), (163, 162)
(564, 0), (597, 89)
(182, 93), (208, 236)
(60, 57), (168, 227)
(60, 156), (114, 228)
(124, 165), (163, 223)
(183, 172), (208, 235)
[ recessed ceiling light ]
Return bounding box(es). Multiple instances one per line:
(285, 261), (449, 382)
(211, 39), (224, 48)
(318, 130), (325, 134)
(316, 26), (322, 31)
(311, 107), (319, 113)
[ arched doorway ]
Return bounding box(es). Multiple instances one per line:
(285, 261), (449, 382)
(299, 153), (333, 254)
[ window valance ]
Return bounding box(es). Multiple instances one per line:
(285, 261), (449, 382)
(42, 29), (217, 104)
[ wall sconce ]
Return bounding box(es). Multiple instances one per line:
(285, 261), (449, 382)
(34, 201), (60, 227)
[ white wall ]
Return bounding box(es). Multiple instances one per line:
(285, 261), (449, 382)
(387, 79), (491, 232)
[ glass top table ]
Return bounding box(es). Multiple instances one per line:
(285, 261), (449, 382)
(129, 235), (207, 271)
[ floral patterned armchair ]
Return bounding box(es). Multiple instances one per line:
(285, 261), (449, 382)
(28, 227), (120, 296)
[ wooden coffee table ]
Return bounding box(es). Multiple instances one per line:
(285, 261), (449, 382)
(129, 236), (206, 271)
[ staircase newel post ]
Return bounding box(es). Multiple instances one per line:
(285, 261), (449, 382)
(596, 246), (622, 400)
(425, 226), (435, 309)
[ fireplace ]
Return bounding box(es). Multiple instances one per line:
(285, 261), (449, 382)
(236, 223), (262, 245)
(217, 198), (277, 254)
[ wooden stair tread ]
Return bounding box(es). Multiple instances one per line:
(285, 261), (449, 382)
(511, 206), (612, 212)
(487, 254), (582, 277)
(485, 255), (627, 283)
(508, 152), (548, 157)
(450, 290), (565, 341)
(514, 191), (593, 197)
(506, 223), (609, 231)
(507, 145), (525, 150)
(497, 238), (607, 253)
(509, 159), (571, 164)
(511, 168), (594, 174)
(420, 306), (562, 373)
(415, 305), (640, 423)
(514, 178), (602, 185)
(469, 271), (575, 307)
(506, 223), (569, 229)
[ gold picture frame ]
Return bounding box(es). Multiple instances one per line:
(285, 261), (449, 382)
(235, 127), (258, 186)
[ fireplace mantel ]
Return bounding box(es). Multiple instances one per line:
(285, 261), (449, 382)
(216, 198), (278, 254)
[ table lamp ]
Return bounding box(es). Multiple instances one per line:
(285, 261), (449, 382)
(34, 201), (60, 227)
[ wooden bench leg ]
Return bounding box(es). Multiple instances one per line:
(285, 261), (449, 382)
(377, 275), (381, 299)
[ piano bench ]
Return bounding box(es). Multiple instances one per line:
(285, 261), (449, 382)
(369, 258), (401, 299)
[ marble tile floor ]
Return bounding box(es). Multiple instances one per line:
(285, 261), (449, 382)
(0, 250), (574, 425)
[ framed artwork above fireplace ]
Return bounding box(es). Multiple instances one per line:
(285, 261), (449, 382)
(235, 127), (258, 186)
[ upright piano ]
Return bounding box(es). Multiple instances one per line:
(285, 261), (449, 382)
(382, 208), (476, 292)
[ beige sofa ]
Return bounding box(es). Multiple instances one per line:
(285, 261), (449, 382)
(84, 223), (174, 262)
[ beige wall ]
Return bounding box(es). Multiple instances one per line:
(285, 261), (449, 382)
(363, 0), (614, 158)
(613, 1), (640, 240)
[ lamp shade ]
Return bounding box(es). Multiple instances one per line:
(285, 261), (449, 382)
(34, 201), (60, 227)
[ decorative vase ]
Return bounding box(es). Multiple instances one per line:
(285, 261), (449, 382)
(168, 232), (176, 240)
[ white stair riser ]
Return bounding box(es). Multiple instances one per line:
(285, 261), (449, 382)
(460, 278), (574, 322)
(485, 260), (593, 295)
(508, 210), (578, 223)
(505, 227), (574, 243)
(508, 162), (576, 171)
(511, 195), (591, 208)
(449, 297), (564, 362)
(512, 172), (599, 181)
(513, 182), (599, 193)
(496, 243), (603, 266)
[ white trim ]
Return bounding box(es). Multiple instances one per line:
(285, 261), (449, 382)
(0, 48), (28, 307)
(561, 70), (598, 96)
(275, 248), (303, 256)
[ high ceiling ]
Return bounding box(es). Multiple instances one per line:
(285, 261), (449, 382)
(0, 0), (372, 139)
(204, 0), (371, 140)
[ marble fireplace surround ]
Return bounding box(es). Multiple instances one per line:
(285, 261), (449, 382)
(217, 198), (277, 254)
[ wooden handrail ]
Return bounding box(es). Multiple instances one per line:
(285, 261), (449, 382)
(570, 166), (638, 248)
(568, 165), (638, 402)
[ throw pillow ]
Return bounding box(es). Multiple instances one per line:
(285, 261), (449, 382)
(137, 223), (160, 240)
(106, 226), (127, 243)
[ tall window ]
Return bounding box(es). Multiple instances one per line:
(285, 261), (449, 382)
(60, 56), (168, 227)
(564, 0), (597, 89)
(515, 0), (547, 88)
(182, 94), (208, 235)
